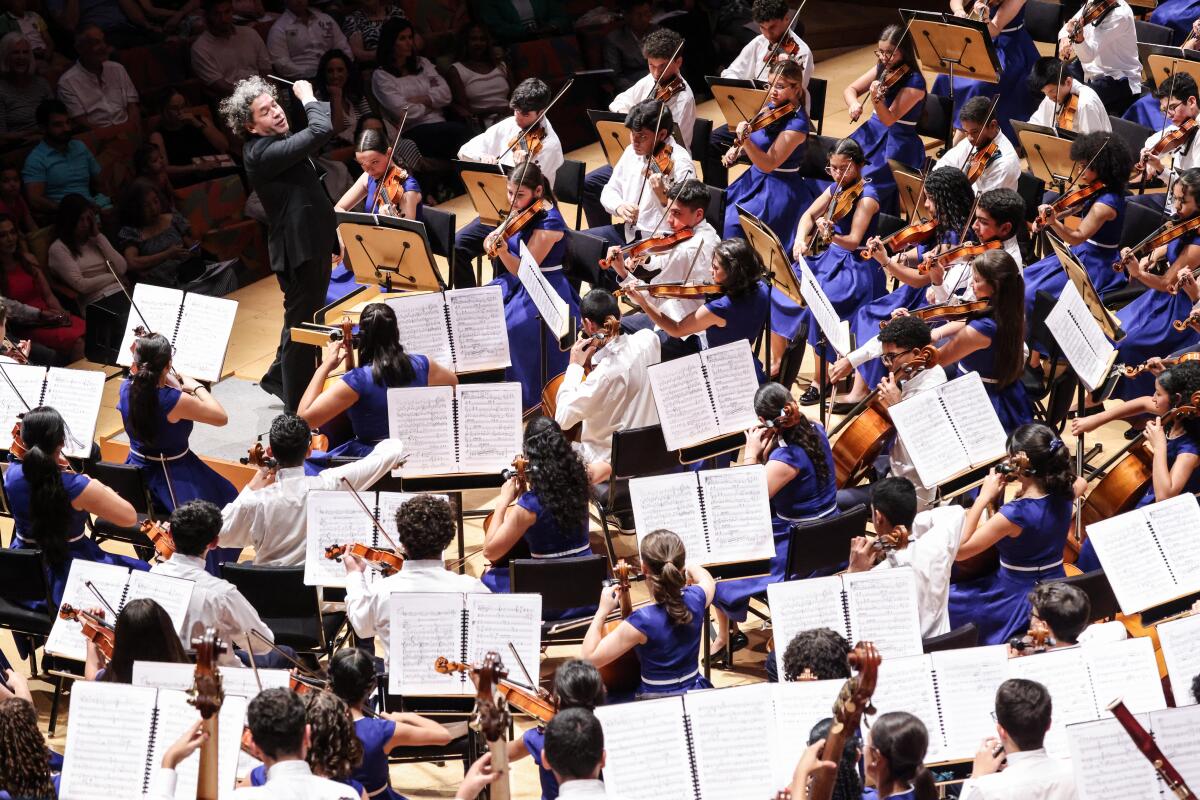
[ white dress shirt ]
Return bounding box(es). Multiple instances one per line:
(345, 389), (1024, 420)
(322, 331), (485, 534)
(191, 26), (273, 88)
(151, 759), (359, 799)
(600, 137), (695, 238)
(557, 780), (611, 799)
(934, 132), (1021, 194)
(344, 559), (489, 665)
(609, 73), (697, 148)
(554, 328), (662, 464)
(622, 219), (719, 322)
(927, 236), (1024, 304)
(888, 364), (949, 511)
(149, 553), (273, 666)
(371, 57), (452, 128)
(1058, 1), (1141, 92)
(56, 60), (138, 127)
(219, 439), (408, 566)
(1029, 81), (1110, 135)
(457, 115), (565, 185)
(959, 748), (1079, 800)
(873, 503), (964, 637)
(1145, 123), (1200, 214)
(720, 31), (814, 89)
(1077, 619), (1128, 644)
(267, 8), (352, 79)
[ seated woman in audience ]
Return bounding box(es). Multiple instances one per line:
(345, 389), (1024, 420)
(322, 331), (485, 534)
(447, 23), (512, 131)
(712, 382), (837, 655)
(147, 89), (231, 185)
(6, 406), (148, 607)
(0, 214), (85, 363)
(0, 33), (52, 146)
(0, 166), (37, 235)
(133, 144), (179, 212)
(316, 49), (373, 149)
(329, 647), (456, 799)
(298, 302), (456, 472)
(246, 690), (368, 796)
(0, 671), (59, 800)
(341, 0), (406, 64)
(582, 528), (716, 699)
(1073, 360), (1200, 571)
(84, 597), (190, 681)
(483, 416), (593, 616)
(949, 423), (1077, 645)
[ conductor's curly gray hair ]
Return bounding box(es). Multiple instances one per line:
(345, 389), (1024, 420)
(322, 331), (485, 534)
(219, 76), (277, 133)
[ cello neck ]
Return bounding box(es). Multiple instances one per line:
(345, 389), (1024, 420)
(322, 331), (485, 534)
(487, 737), (512, 800)
(197, 714), (220, 800)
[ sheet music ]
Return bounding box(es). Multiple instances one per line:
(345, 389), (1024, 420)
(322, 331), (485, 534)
(386, 386), (457, 476)
(768, 577), (852, 676)
(796, 257), (851, 355)
(1067, 715), (1159, 800)
(629, 472), (709, 561)
(937, 372), (1008, 465)
(871, 654), (951, 763)
(1046, 280), (1116, 392)
(43, 560), (135, 662)
(149, 688), (247, 798)
(0, 363), (53, 450)
(594, 697), (696, 800)
(841, 568), (924, 659)
(456, 383), (522, 473)
(685, 687), (777, 800)
(517, 241), (570, 341)
(1158, 613), (1200, 705)
(1144, 493), (1200, 595)
(59, 681), (157, 798)
(647, 352), (720, 450)
(770, 680), (845, 788)
(1149, 704), (1200, 789)
(700, 340), (761, 436)
(123, 570), (194, 636)
(117, 283), (184, 363)
(446, 285), (510, 372)
(1008, 647), (1101, 757)
(304, 490), (382, 586)
(931, 645), (1009, 761)
(132, 661), (290, 695)
(464, 593), (541, 682)
(387, 592), (465, 695)
(41, 366), (105, 459)
(175, 292), (238, 381)
(386, 291), (455, 366)
(1083, 637), (1166, 715)
(696, 466), (774, 563)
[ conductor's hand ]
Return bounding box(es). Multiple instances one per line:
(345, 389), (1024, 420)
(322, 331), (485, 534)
(292, 79), (315, 104)
(570, 335), (598, 367)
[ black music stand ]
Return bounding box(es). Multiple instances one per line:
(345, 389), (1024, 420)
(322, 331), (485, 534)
(901, 10), (1000, 104)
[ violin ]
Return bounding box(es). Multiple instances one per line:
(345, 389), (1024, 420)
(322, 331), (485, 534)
(483, 454), (536, 562)
(808, 179), (864, 257)
(1033, 180), (1105, 232)
(871, 64), (910, 105)
(58, 604), (115, 660)
(239, 441), (277, 470)
(757, 400), (802, 464)
(1174, 312), (1200, 332)
(541, 319), (620, 429)
(861, 217), (937, 258)
(1113, 214), (1200, 273)
(1067, 0), (1119, 42)
(645, 142), (674, 177)
(967, 0), (1000, 21)
(873, 524), (910, 553)
(486, 198), (548, 258)
(140, 519), (176, 560)
(653, 75), (685, 104)
(374, 162), (412, 217)
(435, 653), (512, 800)
(730, 101), (797, 150)
(1107, 699), (1199, 799)
(964, 140), (999, 184)
(614, 280), (722, 300)
(507, 124), (545, 158)
(190, 628), (225, 800)
(877, 300), (990, 331)
(1055, 92), (1080, 131)
(1123, 351), (1200, 376)
(1135, 118), (1198, 175)
(8, 419), (72, 470)
(599, 228), (695, 271)
(324, 542), (404, 575)
(598, 560), (641, 694)
(765, 36), (802, 63)
(435, 655), (555, 724)
(916, 238), (1002, 274)
(808, 642), (881, 800)
(996, 452), (1030, 482)
(1, 338), (30, 364)
(1008, 617), (1053, 655)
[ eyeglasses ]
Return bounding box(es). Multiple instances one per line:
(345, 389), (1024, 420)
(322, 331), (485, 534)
(874, 49), (896, 61)
(826, 164), (853, 176)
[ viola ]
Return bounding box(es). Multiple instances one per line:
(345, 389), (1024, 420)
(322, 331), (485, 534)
(58, 604), (115, 660)
(809, 642), (881, 800)
(765, 36), (801, 63)
(1113, 214), (1200, 273)
(967, 0), (1000, 21)
(599, 228), (695, 271)
(1108, 699), (1199, 799)
(1055, 92), (1080, 131)
(507, 124), (545, 158)
(1008, 617), (1053, 655)
(324, 542), (404, 575)
(434, 654), (512, 800)
(190, 628), (225, 800)
(731, 101), (797, 149)
(1033, 180), (1105, 232)
(598, 560), (641, 694)
(871, 524), (910, 553)
(917, 238), (1002, 274)
(1123, 351), (1200, 376)
(1174, 312), (1200, 332)
(1136, 118), (1198, 174)
(495, 681), (555, 724)
(140, 519), (176, 560)
(8, 419), (71, 470)
(653, 75), (685, 103)
(808, 179), (864, 257)
(861, 217), (937, 258)
(289, 671), (329, 695)
(486, 198), (548, 258)
(964, 140), (999, 184)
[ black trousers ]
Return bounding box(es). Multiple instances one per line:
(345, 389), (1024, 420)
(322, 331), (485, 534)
(262, 256), (332, 411)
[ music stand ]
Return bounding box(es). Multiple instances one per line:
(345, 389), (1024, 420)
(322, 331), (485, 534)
(587, 110), (688, 168)
(1147, 52), (1200, 92)
(1013, 121), (1078, 195)
(888, 158), (925, 221)
(331, 210), (442, 305)
(901, 10), (1000, 102)
(454, 160), (509, 225)
(735, 204), (803, 306)
(705, 77), (769, 128)
(1048, 232), (1124, 344)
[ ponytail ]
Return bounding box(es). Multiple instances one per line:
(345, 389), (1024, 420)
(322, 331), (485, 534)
(870, 711), (936, 800)
(127, 333), (172, 446)
(640, 529), (692, 627)
(21, 407), (69, 566)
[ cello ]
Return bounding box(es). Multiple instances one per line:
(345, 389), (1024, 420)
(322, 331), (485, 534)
(190, 628), (225, 800)
(435, 653), (512, 800)
(808, 642), (881, 800)
(597, 560), (643, 695)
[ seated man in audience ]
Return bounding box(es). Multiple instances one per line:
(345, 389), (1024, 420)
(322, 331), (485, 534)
(22, 99), (110, 216)
(267, 0), (351, 81)
(960, 678), (1078, 799)
(43, 0), (178, 48)
(934, 96), (1020, 194)
(1027, 56), (1110, 135)
(191, 0), (272, 99)
(56, 24), (139, 130)
(219, 412), (407, 565)
(1058, 0), (1140, 116)
(539, 708), (608, 800)
(848, 477), (964, 639)
(603, 0), (657, 93)
(344, 494), (488, 667)
(770, 627), (852, 683)
(553, 288), (661, 485)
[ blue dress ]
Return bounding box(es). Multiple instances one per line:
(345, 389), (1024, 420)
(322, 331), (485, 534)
(249, 764), (366, 796)
(327, 172), (425, 303)
(957, 316), (1033, 432)
(948, 492), (1072, 644)
(488, 205), (580, 410)
(1114, 231), (1200, 400)
(723, 105), (817, 252)
(5, 465), (149, 607)
(705, 280), (805, 381)
(304, 355), (430, 474)
(851, 68), (927, 215)
(523, 726), (559, 800)
(1150, 0), (1200, 44)
(1124, 93), (1167, 131)
(351, 716), (408, 800)
(626, 583), (712, 697)
(713, 435), (839, 621)
(481, 490), (596, 621)
(931, 5), (1040, 143)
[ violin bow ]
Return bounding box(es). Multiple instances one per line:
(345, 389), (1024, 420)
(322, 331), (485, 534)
(494, 78), (575, 163)
(754, 0), (809, 81)
(85, 580), (119, 618)
(371, 108), (410, 215)
(243, 631), (264, 692)
(643, 37), (685, 104)
(248, 628), (324, 680)
(337, 476), (402, 551)
(506, 641), (540, 694)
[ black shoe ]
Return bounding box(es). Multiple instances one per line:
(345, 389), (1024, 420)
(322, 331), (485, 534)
(799, 385), (822, 406)
(729, 631), (749, 652)
(258, 377), (285, 402)
(831, 400), (860, 415)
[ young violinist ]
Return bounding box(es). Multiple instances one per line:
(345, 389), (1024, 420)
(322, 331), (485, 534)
(959, 679), (1077, 798)
(298, 302), (456, 472)
(539, 709), (609, 800)
(1110, 169), (1200, 401)
(483, 416), (595, 618)
(779, 628), (851, 682)
(483, 161), (580, 410)
(845, 23), (928, 215)
(712, 382), (837, 654)
(335, 127), (421, 221)
(218, 413), (409, 565)
(1132, 73), (1199, 214)
(0, 671), (60, 800)
(83, 597), (189, 682)
(1057, 0), (1141, 116)
(794, 711), (935, 800)
(948, 423), (1079, 645)
(5, 405), (147, 607)
(1015, 582), (1096, 654)
(722, 58), (813, 252)
(581, 529), (716, 698)
(925, 188), (1026, 305)
(329, 648), (456, 799)
(552, 289), (662, 485)
(1072, 361), (1200, 571)
(932, 96), (1021, 193)
(1027, 57), (1111, 135)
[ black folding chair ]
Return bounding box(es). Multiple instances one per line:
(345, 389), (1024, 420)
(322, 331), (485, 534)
(1135, 19), (1175, 48)
(1042, 568), (1121, 623)
(922, 623), (979, 653)
(592, 424), (686, 564)
(0, 548), (72, 732)
(916, 94), (953, 157)
(1107, 116), (1154, 170)
(808, 77), (828, 136)
(553, 158), (586, 230)
(564, 228), (606, 294)
(690, 118), (713, 182)
(1024, 0), (1065, 46)
(83, 461), (157, 561)
(421, 206), (457, 288)
(705, 184), (726, 231)
(511, 554), (609, 645)
(220, 563), (345, 659)
(783, 504), (870, 580)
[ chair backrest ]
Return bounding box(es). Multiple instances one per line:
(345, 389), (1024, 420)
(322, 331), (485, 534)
(690, 118), (713, 176)
(799, 134), (836, 181)
(1043, 568), (1120, 623)
(1107, 116), (1154, 169)
(553, 159), (586, 206)
(83, 461), (154, 516)
(603, 424), (684, 514)
(1135, 19), (1175, 48)
(776, 331), (808, 392)
(174, 174), (248, 237)
(922, 623), (979, 653)
(0, 548), (53, 611)
(564, 229), (605, 292)
(916, 94), (953, 154)
(220, 563), (320, 619)
(784, 504), (869, 579)
(705, 184), (725, 230)
(421, 206), (456, 287)
(807, 77), (828, 136)
(1023, 0), (1065, 44)
(877, 212), (906, 241)
(510, 554), (609, 614)
(1017, 172), (1046, 223)
(1120, 200), (1169, 251)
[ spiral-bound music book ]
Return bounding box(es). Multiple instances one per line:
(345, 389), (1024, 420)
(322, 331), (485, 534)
(1084, 493), (1200, 614)
(1067, 704), (1200, 800)
(1157, 612), (1200, 705)
(116, 283), (238, 382)
(387, 592), (542, 695)
(383, 285), (510, 373)
(768, 568), (924, 670)
(0, 363), (104, 459)
(888, 371), (1008, 488)
(44, 560), (193, 662)
(628, 465), (774, 567)
(647, 339), (760, 451)
(59, 681), (247, 799)
(386, 382), (522, 476)
(132, 660), (291, 695)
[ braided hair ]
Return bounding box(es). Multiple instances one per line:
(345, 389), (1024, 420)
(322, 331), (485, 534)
(523, 416), (589, 544)
(755, 382), (831, 487)
(1007, 423), (1075, 497)
(640, 529), (693, 627)
(126, 332), (172, 446)
(21, 406), (70, 565)
(809, 717), (863, 800)
(924, 167), (973, 246)
(0, 698), (54, 800)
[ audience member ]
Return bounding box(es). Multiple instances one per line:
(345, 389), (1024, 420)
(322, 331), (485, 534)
(56, 24), (140, 129)
(603, 0), (657, 92)
(43, 0), (173, 48)
(0, 213), (84, 362)
(268, 0), (352, 81)
(447, 22), (512, 130)
(148, 90), (232, 183)
(0, 167), (35, 233)
(474, 0), (570, 44)
(191, 0), (272, 98)
(0, 0), (56, 69)
(314, 48), (372, 147)
(340, 0), (405, 64)
(23, 99), (110, 215)
(0, 33), (51, 143)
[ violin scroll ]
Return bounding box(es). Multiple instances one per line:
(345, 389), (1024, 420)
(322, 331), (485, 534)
(140, 519), (176, 560)
(239, 441), (277, 470)
(997, 452), (1030, 482)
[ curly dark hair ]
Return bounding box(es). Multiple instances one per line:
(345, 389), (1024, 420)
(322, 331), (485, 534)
(1007, 423), (1075, 497)
(878, 315), (931, 350)
(754, 382), (831, 487)
(329, 647), (376, 708)
(20, 406), (70, 565)
(713, 237), (764, 299)
(0, 698), (54, 799)
(924, 167), (974, 246)
(1070, 132), (1133, 196)
(126, 332), (172, 447)
(247, 688), (306, 760)
(395, 494), (455, 559)
(268, 412), (312, 467)
(640, 530), (693, 627)
(781, 627), (851, 681)
(168, 499), (223, 557)
(523, 416), (589, 546)
(809, 717), (863, 800)
(102, 598), (189, 683)
(642, 28), (682, 60)
(1157, 360), (1200, 443)
(358, 303), (416, 388)
(972, 249), (1025, 388)
(304, 691), (364, 781)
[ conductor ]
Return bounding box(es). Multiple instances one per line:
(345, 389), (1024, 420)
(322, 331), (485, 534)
(220, 76), (335, 410)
